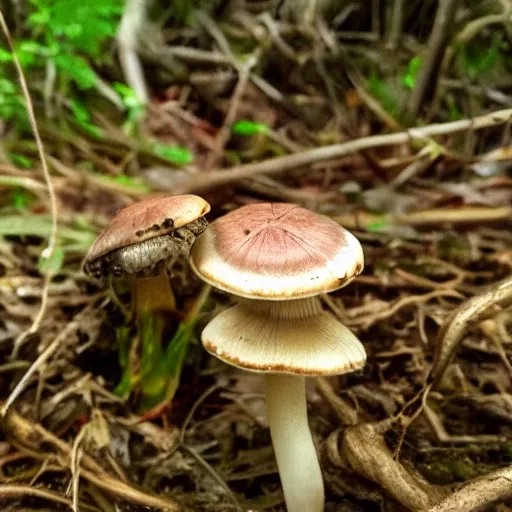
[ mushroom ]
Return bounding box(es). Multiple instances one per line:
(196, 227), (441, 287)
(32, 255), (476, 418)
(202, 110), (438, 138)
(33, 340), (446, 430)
(189, 202), (366, 512)
(83, 194), (210, 404)
(84, 194), (210, 312)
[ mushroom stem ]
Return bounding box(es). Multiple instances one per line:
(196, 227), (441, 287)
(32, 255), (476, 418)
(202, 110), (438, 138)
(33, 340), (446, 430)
(265, 373), (324, 512)
(132, 262), (176, 314)
(129, 263), (178, 407)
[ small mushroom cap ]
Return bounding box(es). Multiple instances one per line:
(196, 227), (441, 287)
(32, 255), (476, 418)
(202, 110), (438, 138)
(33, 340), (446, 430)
(202, 302), (366, 376)
(190, 203), (363, 300)
(84, 195), (210, 265)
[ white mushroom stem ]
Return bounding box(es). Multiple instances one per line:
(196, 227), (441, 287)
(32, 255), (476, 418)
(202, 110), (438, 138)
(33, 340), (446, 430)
(266, 373), (324, 512)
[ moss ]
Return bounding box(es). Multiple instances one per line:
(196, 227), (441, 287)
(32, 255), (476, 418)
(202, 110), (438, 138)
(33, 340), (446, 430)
(451, 459), (478, 481)
(419, 462), (455, 485)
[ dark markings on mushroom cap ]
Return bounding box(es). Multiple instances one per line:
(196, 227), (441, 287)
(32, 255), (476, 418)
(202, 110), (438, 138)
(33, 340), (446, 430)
(84, 195), (210, 278)
(190, 202), (364, 300)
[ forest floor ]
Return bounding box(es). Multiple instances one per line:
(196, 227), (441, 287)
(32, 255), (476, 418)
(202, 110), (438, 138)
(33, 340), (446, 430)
(1, 1), (512, 511)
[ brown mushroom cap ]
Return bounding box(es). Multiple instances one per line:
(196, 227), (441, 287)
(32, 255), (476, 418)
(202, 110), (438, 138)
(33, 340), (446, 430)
(189, 203), (364, 300)
(84, 194), (210, 266)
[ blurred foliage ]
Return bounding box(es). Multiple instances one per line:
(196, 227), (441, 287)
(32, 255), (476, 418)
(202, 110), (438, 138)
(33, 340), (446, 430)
(368, 68), (399, 117)
(233, 119), (270, 136)
(402, 56), (422, 89)
(153, 142), (194, 165)
(168, 0), (212, 25)
(458, 33), (508, 80)
(0, 0), (123, 125)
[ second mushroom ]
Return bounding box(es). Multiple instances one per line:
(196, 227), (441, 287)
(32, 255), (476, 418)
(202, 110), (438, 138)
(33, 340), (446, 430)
(83, 194), (210, 408)
(189, 202), (366, 512)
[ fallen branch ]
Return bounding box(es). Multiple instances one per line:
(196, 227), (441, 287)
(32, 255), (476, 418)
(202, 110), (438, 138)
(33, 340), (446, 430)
(172, 108), (512, 193)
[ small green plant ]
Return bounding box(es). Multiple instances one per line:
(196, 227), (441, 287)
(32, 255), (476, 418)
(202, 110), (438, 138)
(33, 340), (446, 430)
(460, 33), (505, 80)
(367, 69), (398, 117)
(402, 56), (422, 89)
(232, 119), (270, 136)
(0, 0), (123, 127)
(70, 99), (105, 138)
(152, 142), (194, 166)
(8, 188), (35, 210)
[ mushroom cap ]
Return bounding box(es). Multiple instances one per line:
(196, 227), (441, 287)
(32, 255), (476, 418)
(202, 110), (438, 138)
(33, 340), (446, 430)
(190, 203), (363, 300)
(202, 301), (366, 376)
(84, 195), (210, 265)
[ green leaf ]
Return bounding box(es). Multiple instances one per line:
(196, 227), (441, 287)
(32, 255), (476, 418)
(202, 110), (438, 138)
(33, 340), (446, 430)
(31, 0), (123, 57)
(114, 82), (144, 129)
(0, 49), (12, 62)
(27, 5), (50, 26)
(54, 53), (97, 89)
(70, 99), (91, 123)
(114, 367), (136, 399)
(97, 174), (150, 193)
(9, 188), (35, 209)
(462, 34), (503, 79)
(367, 69), (398, 116)
(153, 143), (193, 165)
(0, 78), (17, 95)
(402, 56), (422, 89)
(116, 325), (133, 369)
(366, 215), (390, 232)
(232, 119), (269, 136)
(446, 97), (462, 121)
(38, 246), (65, 274)
(0, 215), (95, 245)
(113, 82), (142, 110)
(69, 99), (104, 137)
(0, 84), (26, 122)
(8, 153), (32, 169)
(18, 41), (45, 54)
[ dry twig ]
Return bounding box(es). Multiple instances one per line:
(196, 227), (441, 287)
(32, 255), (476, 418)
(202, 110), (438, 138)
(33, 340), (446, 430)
(174, 108), (512, 193)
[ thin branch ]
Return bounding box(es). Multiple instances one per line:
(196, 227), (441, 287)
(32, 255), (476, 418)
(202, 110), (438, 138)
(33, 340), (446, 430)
(172, 107), (512, 193)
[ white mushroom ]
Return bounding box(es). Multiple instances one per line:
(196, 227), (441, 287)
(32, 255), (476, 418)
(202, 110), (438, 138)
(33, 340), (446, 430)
(190, 202), (366, 512)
